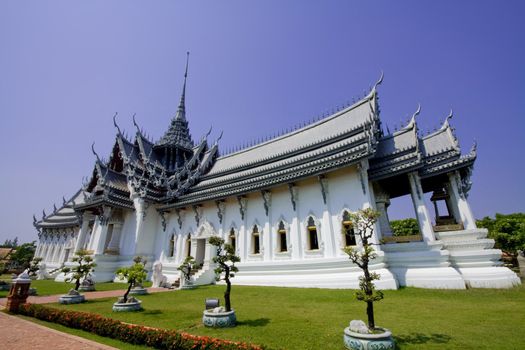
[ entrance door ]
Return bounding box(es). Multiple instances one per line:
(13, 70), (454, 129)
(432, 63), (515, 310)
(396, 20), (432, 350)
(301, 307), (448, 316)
(195, 239), (206, 266)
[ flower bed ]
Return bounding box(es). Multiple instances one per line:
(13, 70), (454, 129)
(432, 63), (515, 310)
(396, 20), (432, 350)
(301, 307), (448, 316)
(16, 303), (266, 350)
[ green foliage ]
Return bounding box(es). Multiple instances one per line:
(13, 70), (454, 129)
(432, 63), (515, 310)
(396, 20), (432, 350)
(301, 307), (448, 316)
(115, 256), (147, 303)
(177, 256), (196, 281)
(8, 241), (36, 271)
(390, 218), (420, 236)
(1, 237), (19, 248)
(17, 303), (266, 350)
(61, 249), (96, 291)
(477, 213), (525, 254)
(209, 236), (240, 312)
(342, 208), (383, 329)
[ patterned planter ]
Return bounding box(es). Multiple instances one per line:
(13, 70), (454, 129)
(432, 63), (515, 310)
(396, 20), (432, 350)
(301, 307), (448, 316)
(78, 285), (96, 292)
(58, 294), (85, 304)
(129, 287), (148, 295)
(343, 327), (395, 350)
(112, 300), (142, 312)
(202, 309), (236, 328)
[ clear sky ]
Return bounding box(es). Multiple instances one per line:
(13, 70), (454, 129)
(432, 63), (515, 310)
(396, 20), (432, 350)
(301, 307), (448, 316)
(1, 1), (524, 243)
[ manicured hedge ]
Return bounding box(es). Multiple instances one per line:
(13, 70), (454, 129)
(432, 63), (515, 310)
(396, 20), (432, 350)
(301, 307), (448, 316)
(16, 303), (266, 350)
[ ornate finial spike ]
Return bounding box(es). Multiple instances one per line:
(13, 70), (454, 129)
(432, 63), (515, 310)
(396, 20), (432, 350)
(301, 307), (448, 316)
(217, 130), (224, 142)
(112, 112), (122, 135)
(42, 209), (46, 219)
(205, 125), (213, 138)
(373, 71), (384, 91)
(33, 214), (37, 223)
(185, 51), (190, 78)
(62, 196), (67, 205)
(411, 103), (421, 123)
(447, 108), (453, 121)
(91, 142), (101, 162)
(132, 113), (141, 134)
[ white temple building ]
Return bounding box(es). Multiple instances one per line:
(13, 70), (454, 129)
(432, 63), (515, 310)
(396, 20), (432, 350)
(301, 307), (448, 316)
(33, 59), (520, 290)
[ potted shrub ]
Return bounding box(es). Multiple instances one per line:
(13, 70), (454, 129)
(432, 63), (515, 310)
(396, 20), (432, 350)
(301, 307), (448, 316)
(113, 256), (147, 311)
(202, 236), (239, 328)
(58, 249), (96, 304)
(342, 208), (395, 350)
(177, 256), (196, 289)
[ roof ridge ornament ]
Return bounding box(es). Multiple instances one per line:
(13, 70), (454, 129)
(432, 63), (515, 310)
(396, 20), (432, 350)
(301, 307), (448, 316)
(409, 103), (421, 126)
(91, 142), (101, 163)
(132, 113), (142, 135)
(112, 112), (122, 135)
(372, 71), (384, 92)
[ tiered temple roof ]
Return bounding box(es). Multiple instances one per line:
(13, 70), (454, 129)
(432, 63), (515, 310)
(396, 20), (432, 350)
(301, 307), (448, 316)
(34, 189), (85, 232)
(36, 69), (477, 221)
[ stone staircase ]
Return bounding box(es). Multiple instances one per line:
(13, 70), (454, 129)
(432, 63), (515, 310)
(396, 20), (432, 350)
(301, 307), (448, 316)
(434, 228), (521, 288)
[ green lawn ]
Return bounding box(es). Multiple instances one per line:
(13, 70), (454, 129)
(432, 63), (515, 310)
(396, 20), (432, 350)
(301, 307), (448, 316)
(37, 284), (525, 350)
(0, 276), (151, 298)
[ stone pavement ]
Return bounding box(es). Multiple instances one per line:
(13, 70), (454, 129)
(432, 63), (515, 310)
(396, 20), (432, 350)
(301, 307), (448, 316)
(0, 286), (172, 306)
(0, 287), (174, 349)
(0, 311), (118, 349)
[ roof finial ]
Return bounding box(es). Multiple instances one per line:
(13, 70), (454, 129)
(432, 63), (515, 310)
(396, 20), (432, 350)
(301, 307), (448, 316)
(113, 112), (122, 135)
(410, 103), (421, 124)
(132, 113), (142, 135)
(447, 108), (453, 121)
(175, 52), (190, 121)
(62, 196), (67, 205)
(91, 142), (101, 162)
(373, 71), (384, 91)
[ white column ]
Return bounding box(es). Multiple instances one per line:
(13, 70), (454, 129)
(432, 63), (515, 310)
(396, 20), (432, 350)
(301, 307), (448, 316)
(263, 191), (272, 261)
(73, 215), (91, 253)
(408, 172), (435, 242)
(374, 191), (393, 237)
(319, 177), (336, 257)
(106, 222), (123, 252)
(94, 207), (112, 255)
(286, 185), (302, 260)
(447, 171), (477, 230)
(133, 196), (146, 255)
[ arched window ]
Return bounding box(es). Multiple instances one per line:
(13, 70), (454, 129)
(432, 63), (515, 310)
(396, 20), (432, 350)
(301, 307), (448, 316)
(229, 228), (236, 251)
(168, 234), (175, 257)
(278, 221), (287, 252)
(307, 216), (319, 250)
(252, 225), (260, 254)
(186, 234), (192, 257)
(342, 211), (356, 246)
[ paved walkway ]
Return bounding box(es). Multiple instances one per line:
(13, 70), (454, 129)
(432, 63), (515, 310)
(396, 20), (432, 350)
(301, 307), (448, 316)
(0, 311), (118, 349)
(0, 287), (174, 349)
(0, 287), (172, 306)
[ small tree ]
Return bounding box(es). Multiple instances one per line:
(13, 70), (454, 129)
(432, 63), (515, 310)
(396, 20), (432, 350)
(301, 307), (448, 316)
(61, 249), (96, 291)
(8, 241), (36, 271)
(343, 208), (384, 330)
(177, 256), (196, 282)
(209, 236), (240, 312)
(115, 256), (147, 303)
(28, 257), (43, 277)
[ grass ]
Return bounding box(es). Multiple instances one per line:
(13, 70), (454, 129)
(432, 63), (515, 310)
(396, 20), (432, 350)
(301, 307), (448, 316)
(0, 276), (151, 298)
(38, 284), (525, 350)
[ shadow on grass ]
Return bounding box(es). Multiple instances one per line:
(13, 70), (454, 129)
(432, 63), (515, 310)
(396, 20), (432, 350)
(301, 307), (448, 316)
(141, 309), (163, 315)
(395, 333), (451, 348)
(237, 318), (270, 327)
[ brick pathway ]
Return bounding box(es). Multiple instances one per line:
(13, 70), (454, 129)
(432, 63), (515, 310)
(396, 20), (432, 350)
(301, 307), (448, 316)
(0, 311), (117, 349)
(0, 287), (174, 349)
(0, 287), (172, 306)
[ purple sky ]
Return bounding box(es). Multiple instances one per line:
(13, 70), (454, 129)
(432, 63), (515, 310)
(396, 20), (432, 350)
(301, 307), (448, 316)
(1, 1), (524, 244)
